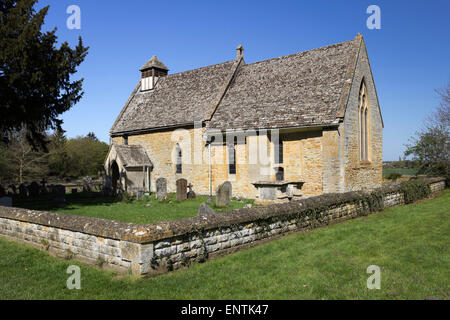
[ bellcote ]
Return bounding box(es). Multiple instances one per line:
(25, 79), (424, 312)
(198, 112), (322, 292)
(139, 55), (168, 91)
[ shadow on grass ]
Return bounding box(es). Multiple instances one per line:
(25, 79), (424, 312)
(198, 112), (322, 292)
(11, 192), (120, 212)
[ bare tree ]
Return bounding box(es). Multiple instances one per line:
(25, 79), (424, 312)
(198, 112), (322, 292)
(405, 83), (449, 178)
(433, 84), (450, 128)
(4, 130), (49, 184)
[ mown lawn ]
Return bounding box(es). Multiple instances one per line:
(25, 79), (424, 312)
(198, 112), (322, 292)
(1, 190), (449, 299)
(12, 193), (255, 224)
(383, 168), (418, 178)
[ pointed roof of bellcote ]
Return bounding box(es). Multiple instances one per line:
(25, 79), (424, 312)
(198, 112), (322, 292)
(139, 55), (169, 72)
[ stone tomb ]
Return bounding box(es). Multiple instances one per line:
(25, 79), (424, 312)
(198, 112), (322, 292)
(176, 178), (187, 201)
(252, 181), (304, 203)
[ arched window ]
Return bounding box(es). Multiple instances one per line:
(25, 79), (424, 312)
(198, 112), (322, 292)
(176, 144), (182, 174)
(359, 81), (370, 161)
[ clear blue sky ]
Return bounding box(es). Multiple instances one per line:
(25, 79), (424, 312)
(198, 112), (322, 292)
(36, 0), (450, 161)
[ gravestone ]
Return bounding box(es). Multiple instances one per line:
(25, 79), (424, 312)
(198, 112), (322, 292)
(187, 183), (196, 199)
(101, 175), (113, 196)
(176, 178), (187, 201)
(0, 184), (5, 197)
(39, 185), (48, 195)
(216, 181), (232, 207)
(29, 181), (40, 197)
(7, 185), (16, 196)
(136, 190), (145, 201)
(40, 178), (47, 194)
(198, 203), (215, 217)
(156, 178), (167, 201)
(8, 184), (16, 196)
(52, 185), (66, 207)
(82, 176), (93, 192)
(0, 196), (12, 207)
(19, 184), (28, 198)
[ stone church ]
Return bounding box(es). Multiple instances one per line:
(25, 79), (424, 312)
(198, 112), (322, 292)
(105, 33), (383, 201)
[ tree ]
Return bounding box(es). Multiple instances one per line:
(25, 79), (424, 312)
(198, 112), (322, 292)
(2, 130), (49, 184)
(434, 85), (450, 128)
(47, 129), (69, 178)
(86, 132), (99, 142)
(405, 84), (449, 178)
(0, 0), (89, 150)
(65, 135), (109, 178)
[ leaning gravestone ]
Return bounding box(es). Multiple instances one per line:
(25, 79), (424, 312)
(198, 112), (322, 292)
(198, 202), (215, 217)
(176, 178), (187, 201)
(216, 181), (232, 207)
(0, 196), (12, 207)
(156, 178), (167, 201)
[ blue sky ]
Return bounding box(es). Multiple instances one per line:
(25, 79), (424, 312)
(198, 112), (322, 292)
(36, 0), (449, 160)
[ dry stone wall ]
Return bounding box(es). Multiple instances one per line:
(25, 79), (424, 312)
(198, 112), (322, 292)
(0, 178), (445, 276)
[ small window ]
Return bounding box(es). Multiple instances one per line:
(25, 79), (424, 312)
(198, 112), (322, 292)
(275, 140), (283, 164)
(228, 143), (236, 174)
(176, 144), (182, 174)
(124, 136), (128, 145)
(275, 167), (284, 181)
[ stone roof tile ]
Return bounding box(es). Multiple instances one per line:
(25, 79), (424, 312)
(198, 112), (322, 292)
(114, 144), (152, 167)
(111, 61), (235, 134)
(208, 39), (359, 131)
(111, 37), (360, 134)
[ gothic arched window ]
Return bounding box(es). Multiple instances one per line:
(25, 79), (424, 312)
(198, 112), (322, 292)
(359, 81), (370, 161)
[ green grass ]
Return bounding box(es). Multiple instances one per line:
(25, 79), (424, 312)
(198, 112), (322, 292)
(12, 193), (255, 224)
(383, 168), (418, 178)
(1, 190), (449, 299)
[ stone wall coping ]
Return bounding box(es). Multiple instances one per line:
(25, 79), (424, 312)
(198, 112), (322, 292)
(0, 177), (445, 244)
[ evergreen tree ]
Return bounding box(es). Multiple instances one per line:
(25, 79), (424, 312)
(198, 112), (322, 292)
(47, 129), (69, 178)
(0, 0), (89, 150)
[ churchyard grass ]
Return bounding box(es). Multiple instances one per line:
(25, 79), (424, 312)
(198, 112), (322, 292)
(382, 168), (418, 178)
(0, 190), (448, 299)
(12, 193), (255, 224)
